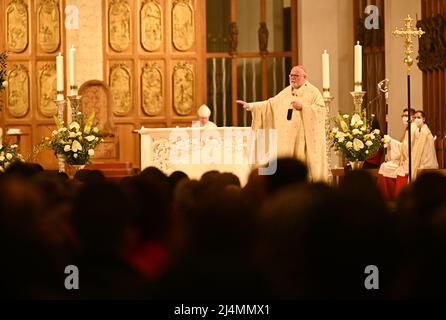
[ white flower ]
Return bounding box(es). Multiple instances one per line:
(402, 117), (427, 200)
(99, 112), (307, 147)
(353, 138), (365, 151)
(93, 127), (99, 133)
(343, 114), (349, 119)
(52, 130), (58, 135)
(346, 141), (353, 149)
(365, 150), (369, 154)
(0, 156), (4, 161)
(370, 134), (376, 140)
(352, 129), (360, 135)
(361, 126), (366, 131)
(88, 149), (95, 156)
(331, 128), (339, 134)
(366, 140), (373, 147)
(85, 135), (95, 142)
(69, 122), (80, 130)
(77, 131), (82, 136)
(72, 140), (82, 152)
(2, 81), (8, 88)
(69, 132), (76, 138)
(383, 135), (391, 144)
(11, 144), (17, 149)
(64, 144), (71, 152)
(373, 129), (380, 135)
(6, 153), (12, 160)
(58, 127), (67, 132)
(350, 114), (363, 127)
(74, 153), (78, 158)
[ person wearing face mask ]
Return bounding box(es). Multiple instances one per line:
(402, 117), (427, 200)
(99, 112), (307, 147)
(377, 108), (417, 201)
(411, 110), (438, 178)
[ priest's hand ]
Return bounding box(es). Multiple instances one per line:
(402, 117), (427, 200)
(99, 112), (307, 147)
(236, 100), (252, 111)
(291, 100), (303, 111)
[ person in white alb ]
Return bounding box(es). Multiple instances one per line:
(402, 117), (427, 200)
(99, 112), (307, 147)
(236, 65), (328, 182)
(194, 104), (217, 128)
(377, 108), (438, 200)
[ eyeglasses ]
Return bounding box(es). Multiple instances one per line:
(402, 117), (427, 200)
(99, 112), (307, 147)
(289, 74), (302, 78)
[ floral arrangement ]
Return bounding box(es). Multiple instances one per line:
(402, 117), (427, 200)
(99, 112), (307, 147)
(0, 143), (23, 172)
(329, 110), (383, 162)
(0, 51), (7, 92)
(42, 112), (103, 165)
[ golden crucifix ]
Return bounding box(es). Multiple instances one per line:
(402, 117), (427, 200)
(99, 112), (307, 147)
(392, 14), (425, 72)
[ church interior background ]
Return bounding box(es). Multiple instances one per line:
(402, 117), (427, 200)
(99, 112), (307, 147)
(0, 0), (445, 171)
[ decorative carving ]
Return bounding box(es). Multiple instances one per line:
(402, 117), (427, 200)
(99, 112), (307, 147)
(258, 22), (269, 52)
(7, 64), (29, 118)
(141, 63), (163, 116)
(172, 0), (194, 51)
(109, 0), (131, 52)
(38, 0), (61, 53)
(141, 0), (162, 52)
(6, 0), (28, 53)
(229, 22), (238, 54)
(110, 64), (131, 116)
(79, 80), (114, 135)
(152, 138), (172, 172)
(39, 63), (57, 117)
(172, 62), (194, 116)
(418, 14), (446, 71)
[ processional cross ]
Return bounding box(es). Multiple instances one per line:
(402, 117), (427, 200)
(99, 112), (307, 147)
(392, 14), (425, 182)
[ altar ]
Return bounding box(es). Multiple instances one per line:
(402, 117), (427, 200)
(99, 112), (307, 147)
(136, 127), (255, 186)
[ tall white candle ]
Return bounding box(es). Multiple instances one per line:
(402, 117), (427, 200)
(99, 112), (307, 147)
(354, 41), (362, 92)
(322, 50), (330, 93)
(56, 52), (64, 100)
(69, 45), (77, 96)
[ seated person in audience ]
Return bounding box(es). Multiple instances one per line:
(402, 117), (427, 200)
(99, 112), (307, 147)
(377, 108), (416, 201)
(193, 104), (217, 128)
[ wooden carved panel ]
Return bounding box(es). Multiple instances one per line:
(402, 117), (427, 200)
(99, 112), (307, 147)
(172, 0), (195, 51)
(418, 14), (446, 71)
(172, 62), (194, 116)
(39, 63), (57, 117)
(141, 0), (162, 52)
(79, 80), (114, 134)
(6, 0), (29, 53)
(109, 0), (131, 52)
(7, 64), (29, 118)
(38, 0), (61, 53)
(110, 64), (131, 116)
(141, 63), (163, 116)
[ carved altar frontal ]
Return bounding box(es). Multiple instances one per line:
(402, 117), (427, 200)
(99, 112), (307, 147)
(137, 127), (256, 185)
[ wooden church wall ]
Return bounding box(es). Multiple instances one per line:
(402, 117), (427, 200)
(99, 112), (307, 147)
(419, 0), (446, 168)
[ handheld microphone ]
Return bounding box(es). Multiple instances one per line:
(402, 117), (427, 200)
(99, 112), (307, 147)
(287, 108), (293, 120)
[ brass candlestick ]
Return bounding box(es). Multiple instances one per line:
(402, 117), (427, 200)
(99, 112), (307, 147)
(350, 91), (366, 113)
(67, 94), (82, 122)
(55, 98), (67, 123)
(324, 91), (335, 181)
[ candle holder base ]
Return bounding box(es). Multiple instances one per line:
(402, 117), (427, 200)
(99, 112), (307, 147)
(54, 99), (67, 123)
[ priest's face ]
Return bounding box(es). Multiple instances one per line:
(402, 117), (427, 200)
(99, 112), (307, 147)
(289, 67), (307, 88)
(199, 116), (209, 126)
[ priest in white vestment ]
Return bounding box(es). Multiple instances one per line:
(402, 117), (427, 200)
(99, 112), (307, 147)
(237, 65), (328, 182)
(193, 104), (217, 128)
